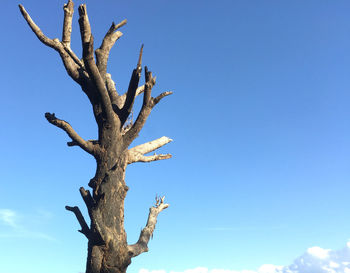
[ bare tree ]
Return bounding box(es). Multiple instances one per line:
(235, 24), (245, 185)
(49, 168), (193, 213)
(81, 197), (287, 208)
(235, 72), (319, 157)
(19, 1), (172, 272)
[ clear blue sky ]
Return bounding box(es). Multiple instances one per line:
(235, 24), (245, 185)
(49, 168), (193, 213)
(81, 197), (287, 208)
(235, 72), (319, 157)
(1, 1), (350, 273)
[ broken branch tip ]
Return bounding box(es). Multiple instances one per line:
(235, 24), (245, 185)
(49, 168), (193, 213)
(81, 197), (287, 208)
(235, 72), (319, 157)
(137, 44), (144, 68)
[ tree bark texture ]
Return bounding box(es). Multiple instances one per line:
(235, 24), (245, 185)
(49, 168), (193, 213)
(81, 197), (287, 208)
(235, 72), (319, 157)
(19, 2), (172, 273)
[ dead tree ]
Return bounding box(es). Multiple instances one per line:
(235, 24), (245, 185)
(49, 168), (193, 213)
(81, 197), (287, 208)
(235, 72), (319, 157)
(19, 1), (172, 273)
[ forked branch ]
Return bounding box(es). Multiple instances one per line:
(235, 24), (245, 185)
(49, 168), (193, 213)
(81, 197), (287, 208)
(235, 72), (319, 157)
(127, 136), (173, 164)
(45, 113), (97, 155)
(18, 4), (83, 84)
(124, 66), (173, 147)
(128, 196), (169, 257)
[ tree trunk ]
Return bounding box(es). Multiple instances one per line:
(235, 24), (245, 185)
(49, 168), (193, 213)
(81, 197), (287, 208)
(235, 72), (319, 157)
(86, 163), (130, 273)
(19, 2), (172, 272)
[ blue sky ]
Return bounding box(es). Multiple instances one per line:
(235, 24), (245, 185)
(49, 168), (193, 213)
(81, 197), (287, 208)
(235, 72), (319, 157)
(1, 0), (350, 273)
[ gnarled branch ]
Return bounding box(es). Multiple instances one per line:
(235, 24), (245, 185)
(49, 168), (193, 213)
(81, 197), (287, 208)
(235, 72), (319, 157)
(128, 196), (169, 257)
(45, 112), (97, 155)
(65, 205), (90, 238)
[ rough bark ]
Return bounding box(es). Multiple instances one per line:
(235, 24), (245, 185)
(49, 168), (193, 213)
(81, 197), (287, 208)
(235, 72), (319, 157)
(19, 2), (172, 273)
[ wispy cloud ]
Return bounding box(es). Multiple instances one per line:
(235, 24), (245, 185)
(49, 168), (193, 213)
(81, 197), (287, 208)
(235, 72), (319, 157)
(0, 208), (56, 241)
(140, 241), (350, 273)
(0, 209), (18, 228)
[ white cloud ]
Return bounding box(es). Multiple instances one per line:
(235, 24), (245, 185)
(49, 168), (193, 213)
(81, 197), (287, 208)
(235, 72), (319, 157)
(140, 241), (350, 273)
(258, 264), (283, 273)
(307, 246), (330, 259)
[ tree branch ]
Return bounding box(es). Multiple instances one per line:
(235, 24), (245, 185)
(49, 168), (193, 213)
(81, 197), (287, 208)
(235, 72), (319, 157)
(67, 139), (99, 147)
(78, 5), (115, 124)
(62, 0), (74, 48)
(96, 19), (127, 77)
(118, 85), (145, 109)
(123, 66), (173, 147)
(105, 73), (122, 109)
(80, 187), (95, 210)
(119, 45), (143, 126)
(65, 205), (90, 238)
(127, 136), (173, 164)
(128, 153), (172, 164)
(153, 91), (173, 106)
(105, 76), (146, 112)
(19, 4), (58, 49)
(45, 112), (97, 155)
(64, 45), (85, 69)
(128, 196), (169, 257)
(19, 4), (83, 84)
(135, 85), (146, 97)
